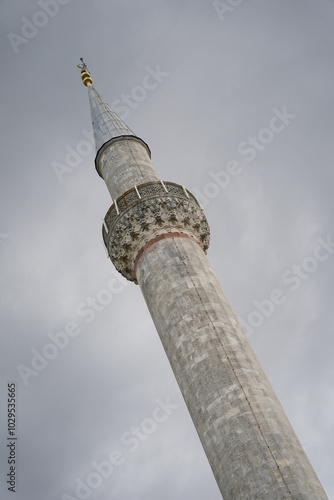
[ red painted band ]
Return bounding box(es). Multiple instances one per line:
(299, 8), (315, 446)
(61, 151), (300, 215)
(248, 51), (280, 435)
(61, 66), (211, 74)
(134, 232), (201, 276)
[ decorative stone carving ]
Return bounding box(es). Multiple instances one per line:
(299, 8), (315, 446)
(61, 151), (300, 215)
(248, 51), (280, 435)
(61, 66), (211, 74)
(102, 181), (210, 282)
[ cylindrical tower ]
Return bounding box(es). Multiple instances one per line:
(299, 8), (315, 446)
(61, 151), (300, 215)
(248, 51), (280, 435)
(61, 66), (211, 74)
(78, 62), (328, 499)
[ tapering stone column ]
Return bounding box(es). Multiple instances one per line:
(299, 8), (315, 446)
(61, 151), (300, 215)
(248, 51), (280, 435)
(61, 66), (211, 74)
(135, 236), (327, 499)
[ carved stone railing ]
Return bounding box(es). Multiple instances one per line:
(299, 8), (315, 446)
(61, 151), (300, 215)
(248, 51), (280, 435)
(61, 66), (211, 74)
(102, 181), (210, 283)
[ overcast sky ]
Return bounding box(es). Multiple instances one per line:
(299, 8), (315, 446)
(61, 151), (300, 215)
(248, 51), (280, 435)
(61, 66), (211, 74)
(1, 1), (334, 499)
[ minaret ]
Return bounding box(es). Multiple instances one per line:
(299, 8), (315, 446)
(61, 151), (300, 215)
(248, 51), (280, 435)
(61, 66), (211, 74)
(78, 61), (328, 500)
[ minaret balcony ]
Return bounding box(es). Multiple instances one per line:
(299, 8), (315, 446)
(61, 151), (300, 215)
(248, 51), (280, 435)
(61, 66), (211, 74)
(102, 181), (210, 283)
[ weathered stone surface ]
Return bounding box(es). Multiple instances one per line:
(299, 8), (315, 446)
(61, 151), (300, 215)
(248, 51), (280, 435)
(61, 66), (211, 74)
(135, 236), (328, 500)
(98, 138), (159, 199)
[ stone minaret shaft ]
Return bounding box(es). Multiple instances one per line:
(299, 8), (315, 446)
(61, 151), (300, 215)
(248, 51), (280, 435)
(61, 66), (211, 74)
(78, 64), (328, 499)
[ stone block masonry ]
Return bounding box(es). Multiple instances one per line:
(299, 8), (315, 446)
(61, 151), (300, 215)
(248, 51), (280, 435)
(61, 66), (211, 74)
(135, 235), (328, 499)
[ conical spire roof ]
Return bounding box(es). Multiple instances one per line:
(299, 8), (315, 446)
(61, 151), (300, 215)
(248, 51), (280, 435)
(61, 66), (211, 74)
(77, 60), (151, 173)
(88, 86), (136, 154)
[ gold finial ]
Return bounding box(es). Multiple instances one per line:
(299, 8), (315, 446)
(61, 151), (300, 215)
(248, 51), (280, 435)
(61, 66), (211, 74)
(77, 58), (93, 87)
